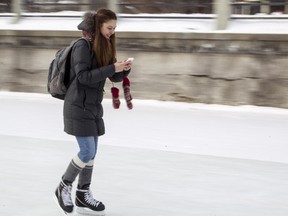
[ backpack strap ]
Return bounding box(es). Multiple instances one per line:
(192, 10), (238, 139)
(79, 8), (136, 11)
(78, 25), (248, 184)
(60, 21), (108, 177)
(67, 38), (92, 88)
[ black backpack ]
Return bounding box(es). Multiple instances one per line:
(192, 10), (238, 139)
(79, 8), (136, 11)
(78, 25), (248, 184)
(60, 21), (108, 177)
(47, 38), (90, 100)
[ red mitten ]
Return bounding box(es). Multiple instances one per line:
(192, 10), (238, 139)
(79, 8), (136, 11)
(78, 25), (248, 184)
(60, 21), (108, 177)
(111, 87), (120, 109)
(123, 77), (133, 110)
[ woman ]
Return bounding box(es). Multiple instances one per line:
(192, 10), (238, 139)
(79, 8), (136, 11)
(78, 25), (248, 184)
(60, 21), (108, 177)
(54, 9), (132, 215)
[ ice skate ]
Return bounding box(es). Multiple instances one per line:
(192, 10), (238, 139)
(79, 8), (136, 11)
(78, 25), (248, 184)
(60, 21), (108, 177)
(54, 180), (74, 214)
(75, 184), (105, 216)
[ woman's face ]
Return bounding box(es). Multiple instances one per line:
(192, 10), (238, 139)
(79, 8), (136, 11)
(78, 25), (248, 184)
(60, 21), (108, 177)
(100, 19), (117, 40)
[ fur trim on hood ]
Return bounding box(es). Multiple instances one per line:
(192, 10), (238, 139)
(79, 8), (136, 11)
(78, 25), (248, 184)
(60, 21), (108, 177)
(77, 11), (96, 34)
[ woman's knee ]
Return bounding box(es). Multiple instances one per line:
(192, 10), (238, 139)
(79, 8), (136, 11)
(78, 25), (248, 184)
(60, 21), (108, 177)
(76, 136), (97, 163)
(78, 151), (94, 163)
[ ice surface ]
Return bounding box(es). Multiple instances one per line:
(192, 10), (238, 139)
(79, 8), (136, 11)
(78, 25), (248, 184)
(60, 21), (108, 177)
(0, 92), (288, 216)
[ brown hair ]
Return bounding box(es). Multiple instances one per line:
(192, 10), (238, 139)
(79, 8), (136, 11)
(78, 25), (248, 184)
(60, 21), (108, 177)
(93, 8), (117, 67)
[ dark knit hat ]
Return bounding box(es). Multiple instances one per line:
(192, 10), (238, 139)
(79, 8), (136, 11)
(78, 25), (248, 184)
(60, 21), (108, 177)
(77, 11), (96, 33)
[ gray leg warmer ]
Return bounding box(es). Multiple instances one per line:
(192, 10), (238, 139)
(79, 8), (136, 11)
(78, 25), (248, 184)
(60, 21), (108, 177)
(62, 155), (87, 184)
(78, 160), (94, 188)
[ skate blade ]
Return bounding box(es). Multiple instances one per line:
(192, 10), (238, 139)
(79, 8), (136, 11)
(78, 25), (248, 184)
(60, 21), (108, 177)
(76, 207), (105, 216)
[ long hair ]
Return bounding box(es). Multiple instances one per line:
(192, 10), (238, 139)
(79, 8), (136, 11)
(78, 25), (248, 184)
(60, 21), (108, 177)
(93, 9), (117, 67)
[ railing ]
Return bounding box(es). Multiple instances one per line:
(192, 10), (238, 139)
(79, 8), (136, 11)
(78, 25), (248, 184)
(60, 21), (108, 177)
(232, 1), (288, 14)
(1, 1), (288, 14)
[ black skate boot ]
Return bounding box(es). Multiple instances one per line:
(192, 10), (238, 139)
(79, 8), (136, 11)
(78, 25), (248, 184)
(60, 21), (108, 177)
(75, 184), (105, 216)
(55, 180), (74, 214)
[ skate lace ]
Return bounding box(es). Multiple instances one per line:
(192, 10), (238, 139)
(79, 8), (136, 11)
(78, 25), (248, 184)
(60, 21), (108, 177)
(61, 184), (73, 206)
(84, 190), (100, 207)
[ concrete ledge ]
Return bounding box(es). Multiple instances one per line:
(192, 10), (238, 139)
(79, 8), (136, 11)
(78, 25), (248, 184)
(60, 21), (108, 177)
(1, 30), (288, 55)
(1, 29), (288, 108)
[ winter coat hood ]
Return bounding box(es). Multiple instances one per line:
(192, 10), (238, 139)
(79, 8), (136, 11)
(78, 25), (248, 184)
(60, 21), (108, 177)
(77, 11), (96, 34)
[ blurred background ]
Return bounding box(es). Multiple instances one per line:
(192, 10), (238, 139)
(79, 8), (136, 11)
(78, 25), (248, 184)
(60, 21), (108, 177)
(1, 0), (288, 108)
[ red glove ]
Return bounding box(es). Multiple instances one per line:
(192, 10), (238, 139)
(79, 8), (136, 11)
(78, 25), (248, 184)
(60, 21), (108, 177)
(111, 87), (120, 109)
(123, 77), (133, 110)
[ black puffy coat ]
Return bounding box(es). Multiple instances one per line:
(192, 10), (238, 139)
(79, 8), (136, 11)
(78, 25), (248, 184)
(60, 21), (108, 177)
(63, 39), (129, 136)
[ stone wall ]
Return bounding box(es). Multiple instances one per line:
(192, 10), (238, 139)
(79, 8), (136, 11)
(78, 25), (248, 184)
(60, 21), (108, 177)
(0, 30), (288, 108)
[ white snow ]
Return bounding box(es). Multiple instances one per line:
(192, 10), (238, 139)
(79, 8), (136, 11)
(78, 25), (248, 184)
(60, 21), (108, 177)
(0, 91), (288, 216)
(1, 12), (288, 33)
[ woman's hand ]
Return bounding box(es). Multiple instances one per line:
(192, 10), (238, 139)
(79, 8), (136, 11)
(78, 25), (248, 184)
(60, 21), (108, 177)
(114, 60), (132, 73)
(123, 59), (133, 71)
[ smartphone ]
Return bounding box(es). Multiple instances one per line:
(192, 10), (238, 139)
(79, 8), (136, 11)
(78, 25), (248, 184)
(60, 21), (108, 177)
(127, 57), (134, 62)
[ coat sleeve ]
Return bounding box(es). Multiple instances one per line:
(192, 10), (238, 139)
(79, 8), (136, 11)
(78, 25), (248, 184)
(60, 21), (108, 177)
(71, 40), (115, 86)
(109, 69), (131, 82)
